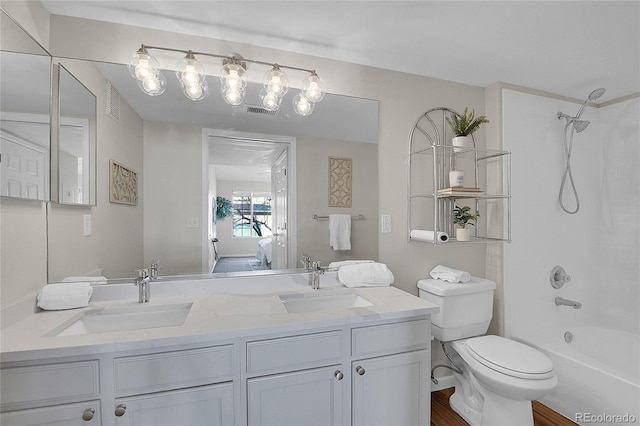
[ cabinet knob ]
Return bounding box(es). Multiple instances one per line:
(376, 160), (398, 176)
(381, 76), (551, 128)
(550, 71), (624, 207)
(356, 365), (365, 376)
(334, 370), (344, 380)
(114, 404), (127, 417)
(82, 408), (95, 421)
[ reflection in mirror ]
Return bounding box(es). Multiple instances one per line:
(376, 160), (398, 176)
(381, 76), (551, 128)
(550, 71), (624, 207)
(0, 49), (51, 200)
(47, 59), (379, 281)
(57, 65), (97, 205)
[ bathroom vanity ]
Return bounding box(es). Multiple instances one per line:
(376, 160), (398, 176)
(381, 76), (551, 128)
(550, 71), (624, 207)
(0, 273), (438, 425)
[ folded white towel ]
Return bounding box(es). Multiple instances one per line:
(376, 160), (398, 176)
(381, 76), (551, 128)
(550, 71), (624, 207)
(429, 264), (471, 283)
(37, 283), (94, 311)
(338, 262), (394, 288)
(62, 276), (107, 284)
(329, 214), (352, 251)
(328, 260), (374, 268)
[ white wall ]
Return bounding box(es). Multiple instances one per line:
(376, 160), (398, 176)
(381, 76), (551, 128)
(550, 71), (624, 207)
(503, 89), (639, 335)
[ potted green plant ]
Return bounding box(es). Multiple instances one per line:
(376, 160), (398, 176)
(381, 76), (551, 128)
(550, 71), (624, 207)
(446, 107), (489, 150)
(452, 205), (479, 241)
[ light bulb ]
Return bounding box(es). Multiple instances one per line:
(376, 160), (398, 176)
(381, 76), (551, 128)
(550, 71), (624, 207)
(220, 62), (247, 92)
(302, 72), (325, 103)
(127, 49), (159, 81)
(182, 79), (209, 101)
(260, 89), (281, 112)
(137, 71), (166, 96)
(293, 92), (314, 116)
(222, 86), (245, 106)
(263, 66), (289, 97)
(176, 55), (205, 87)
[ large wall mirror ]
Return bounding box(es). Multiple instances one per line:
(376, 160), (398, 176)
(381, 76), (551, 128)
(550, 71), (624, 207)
(56, 64), (97, 205)
(0, 10), (51, 201)
(47, 58), (379, 281)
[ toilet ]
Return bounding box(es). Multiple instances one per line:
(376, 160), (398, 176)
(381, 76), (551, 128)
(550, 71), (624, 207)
(417, 277), (557, 426)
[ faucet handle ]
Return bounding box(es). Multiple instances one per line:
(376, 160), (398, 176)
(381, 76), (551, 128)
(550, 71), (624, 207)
(136, 268), (149, 279)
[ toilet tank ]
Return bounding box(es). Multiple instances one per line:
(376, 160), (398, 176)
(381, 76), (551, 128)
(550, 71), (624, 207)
(417, 277), (496, 342)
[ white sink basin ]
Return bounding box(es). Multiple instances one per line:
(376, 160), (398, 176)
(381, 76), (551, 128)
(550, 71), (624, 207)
(279, 290), (375, 313)
(51, 302), (193, 336)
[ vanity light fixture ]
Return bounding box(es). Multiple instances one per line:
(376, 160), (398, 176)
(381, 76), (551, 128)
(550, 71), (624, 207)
(128, 44), (325, 115)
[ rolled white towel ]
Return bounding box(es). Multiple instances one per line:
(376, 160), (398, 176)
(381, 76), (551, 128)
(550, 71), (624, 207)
(328, 260), (374, 268)
(338, 262), (394, 288)
(37, 283), (94, 311)
(429, 264), (471, 283)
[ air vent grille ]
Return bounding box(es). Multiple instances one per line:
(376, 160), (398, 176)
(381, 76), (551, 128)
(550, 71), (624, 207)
(245, 105), (279, 117)
(106, 81), (120, 121)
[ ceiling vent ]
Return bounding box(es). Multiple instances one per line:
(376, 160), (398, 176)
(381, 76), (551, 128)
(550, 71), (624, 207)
(245, 105), (279, 117)
(106, 81), (121, 122)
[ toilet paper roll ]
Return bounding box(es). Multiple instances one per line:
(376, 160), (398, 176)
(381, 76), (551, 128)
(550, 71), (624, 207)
(410, 229), (449, 243)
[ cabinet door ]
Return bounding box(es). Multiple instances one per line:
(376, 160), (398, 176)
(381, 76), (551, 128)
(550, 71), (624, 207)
(0, 400), (101, 426)
(247, 365), (345, 426)
(352, 350), (429, 426)
(114, 383), (233, 426)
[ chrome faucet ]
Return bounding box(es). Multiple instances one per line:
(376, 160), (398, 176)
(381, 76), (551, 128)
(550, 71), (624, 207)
(134, 268), (151, 303)
(148, 260), (160, 280)
(310, 261), (324, 290)
(300, 254), (312, 270)
(555, 296), (582, 309)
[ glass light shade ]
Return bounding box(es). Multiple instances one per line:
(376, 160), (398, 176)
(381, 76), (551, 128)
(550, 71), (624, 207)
(260, 89), (281, 112)
(182, 79), (209, 101)
(302, 72), (325, 103)
(263, 66), (289, 97)
(293, 92), (314, 116)
(220, 63), (247, 91)
(175, 56), (205, 87)
(137, 71), (166, 96)
(221, 85), (245, 106)
(127, 50), (159, 81)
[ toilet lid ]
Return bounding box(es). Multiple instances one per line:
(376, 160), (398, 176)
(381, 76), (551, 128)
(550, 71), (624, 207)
(465, 336), (555, 379)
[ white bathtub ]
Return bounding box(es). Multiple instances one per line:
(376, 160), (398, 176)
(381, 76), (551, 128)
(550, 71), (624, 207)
(515, 325), (640, 425)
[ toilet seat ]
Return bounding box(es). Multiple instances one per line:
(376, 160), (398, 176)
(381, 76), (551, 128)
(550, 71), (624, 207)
(464, 335), (555, 380)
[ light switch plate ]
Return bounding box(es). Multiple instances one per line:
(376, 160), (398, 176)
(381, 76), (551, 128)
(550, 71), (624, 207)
(381, 214), (391, 233)
(83, 214), (92, 236)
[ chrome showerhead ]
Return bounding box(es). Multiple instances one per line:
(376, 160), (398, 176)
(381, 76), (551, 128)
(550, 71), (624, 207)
(588, 88), (606, 101)
(572, 119), (590, 133)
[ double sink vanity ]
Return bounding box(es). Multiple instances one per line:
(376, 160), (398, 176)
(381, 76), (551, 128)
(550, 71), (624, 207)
(1, 272), (438, 426)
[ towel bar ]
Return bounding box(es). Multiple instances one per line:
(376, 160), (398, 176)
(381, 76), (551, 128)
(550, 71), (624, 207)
(313, 214), (365, 220)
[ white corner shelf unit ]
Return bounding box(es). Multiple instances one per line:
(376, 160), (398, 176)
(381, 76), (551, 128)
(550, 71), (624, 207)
(408, 107), (511, 244)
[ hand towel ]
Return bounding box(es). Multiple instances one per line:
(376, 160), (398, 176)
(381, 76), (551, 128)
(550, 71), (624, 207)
(329, 214), (351, 251)
(429, 264), (471, 283)
(338, 262), (394, 288)
(37, 282), (94, 310)
(328, 260), (374, 268)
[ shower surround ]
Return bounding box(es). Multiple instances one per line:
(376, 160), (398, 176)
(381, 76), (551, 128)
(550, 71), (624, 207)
(502, 89), (639, 424)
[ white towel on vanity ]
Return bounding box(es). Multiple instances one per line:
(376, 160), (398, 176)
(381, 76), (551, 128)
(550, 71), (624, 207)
(429, 264), (471, 283)
(328, 260), (374, 268)
(338, 262), (394, 287)
(37, 282), (94, 310)
(329, 214), (352, 251)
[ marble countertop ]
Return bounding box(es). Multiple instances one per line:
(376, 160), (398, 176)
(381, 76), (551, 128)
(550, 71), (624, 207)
(1, 272), (438, 362)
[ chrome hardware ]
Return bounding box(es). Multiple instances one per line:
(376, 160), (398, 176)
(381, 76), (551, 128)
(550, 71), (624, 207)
(550, 265), (571, 289)
(564, 331), (574, 343)
(355, 366), (365, 376)
(555, 296), (582, 309)
(134, 268), (151, 303)
(310, 261), (324, 290)
(148, 260), (160, 280)
(334, 370), (344, 380)
(82, 408), (95, 421)
(300, 254), (312, 270)
(114, 404), (126, 417)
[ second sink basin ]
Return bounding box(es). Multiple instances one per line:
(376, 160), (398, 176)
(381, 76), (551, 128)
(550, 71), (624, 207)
(279, 290), (376, 313)
(52, 302), (193, 336)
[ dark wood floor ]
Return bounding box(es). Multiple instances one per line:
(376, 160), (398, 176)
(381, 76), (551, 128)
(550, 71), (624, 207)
(431, 388), (578, 426)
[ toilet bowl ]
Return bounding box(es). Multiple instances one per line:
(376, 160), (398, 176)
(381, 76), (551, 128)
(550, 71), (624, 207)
(417, 278), (557, 426)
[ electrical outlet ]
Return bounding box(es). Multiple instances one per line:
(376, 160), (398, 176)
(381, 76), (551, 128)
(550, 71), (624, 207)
(381, 214), (392, 233)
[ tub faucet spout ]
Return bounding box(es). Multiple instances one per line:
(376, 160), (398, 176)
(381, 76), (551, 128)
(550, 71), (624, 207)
(555, 296), (582, 309)
(134, 268), (151, 303)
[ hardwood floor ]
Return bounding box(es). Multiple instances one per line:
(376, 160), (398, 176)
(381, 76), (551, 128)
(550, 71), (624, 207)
(431, 388), (578, 426)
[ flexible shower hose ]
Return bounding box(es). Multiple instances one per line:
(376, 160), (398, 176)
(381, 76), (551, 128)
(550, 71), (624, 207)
(559, 123), (580, 214)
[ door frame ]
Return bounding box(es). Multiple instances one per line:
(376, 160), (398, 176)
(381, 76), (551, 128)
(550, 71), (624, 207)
(202, 128), (297, 273)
